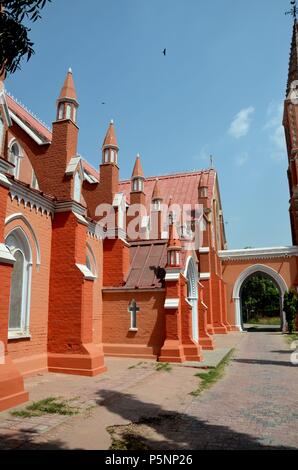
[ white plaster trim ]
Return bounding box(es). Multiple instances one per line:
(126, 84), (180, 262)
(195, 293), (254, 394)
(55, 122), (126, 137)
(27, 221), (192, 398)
(0, 90), (12, 127)
(201, 301), (208, 309)
(65, 156), (82, 176)
(73, 212), (88, 226)
(5, 215), (41, 266)
(54, 200), (85, 216)
(219, 246), (298, 260)
(232, 264), (288, 331)
(0, 159), (14, 174)
(9, 111), (49, 145)
(0, 173), (12, 188)
(164, 298), (180, 309)
(9, 180), (54, 216)
(183, 256), (199, 279)
(88, 221), (103, 240)
(198, 247), (210, 254)
(75, 263), (96, 280)
(200, 272), (211, 280)
(8, 330), (31, 340)
(0, 243), (15, 264)
(84, 171), (98, 184)
(129, 328), (138, 332)
(112, 192), (125, 208)
(165, 272), (180, 281)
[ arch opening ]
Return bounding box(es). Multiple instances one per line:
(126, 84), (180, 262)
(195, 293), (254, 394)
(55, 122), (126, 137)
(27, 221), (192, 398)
(232, 264), (288, 332)
(240, 273), (282, 331)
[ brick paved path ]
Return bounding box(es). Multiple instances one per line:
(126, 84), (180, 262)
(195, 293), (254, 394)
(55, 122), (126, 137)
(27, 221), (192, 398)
(183, 330), (298, 449)
(0, 331), (296, 449)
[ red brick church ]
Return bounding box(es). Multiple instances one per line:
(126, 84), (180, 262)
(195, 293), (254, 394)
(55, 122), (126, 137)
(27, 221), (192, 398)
(1, 23), (298, 411)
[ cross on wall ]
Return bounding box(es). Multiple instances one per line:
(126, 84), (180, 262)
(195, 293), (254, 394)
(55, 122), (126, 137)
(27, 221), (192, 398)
(128, 299), (140, 331)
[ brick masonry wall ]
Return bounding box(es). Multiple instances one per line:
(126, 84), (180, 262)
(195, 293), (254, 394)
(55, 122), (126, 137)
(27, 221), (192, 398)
(102, 290), (165, 356)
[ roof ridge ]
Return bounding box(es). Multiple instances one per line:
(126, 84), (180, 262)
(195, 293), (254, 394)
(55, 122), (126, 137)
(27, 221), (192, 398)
(120, 168), (215, 184)
(5, 90), (52, 133)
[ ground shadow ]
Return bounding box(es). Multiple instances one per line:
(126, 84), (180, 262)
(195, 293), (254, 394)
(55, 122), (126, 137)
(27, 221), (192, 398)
(94, 389), (296, 450)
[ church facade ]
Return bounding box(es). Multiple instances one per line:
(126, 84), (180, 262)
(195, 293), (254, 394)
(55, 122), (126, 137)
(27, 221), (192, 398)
(0, 24), (298, 411)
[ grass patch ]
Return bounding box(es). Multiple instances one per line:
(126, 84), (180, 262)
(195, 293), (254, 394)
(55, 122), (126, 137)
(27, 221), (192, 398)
(128, 361), (144, 369)
(285, 333), (298, 347)
(108, 425), (150, 451)
(191, 349), (235, 397)
(247, 316), (280, 325)
(11, 396), (80, 418)
(155, 362), (172, 372)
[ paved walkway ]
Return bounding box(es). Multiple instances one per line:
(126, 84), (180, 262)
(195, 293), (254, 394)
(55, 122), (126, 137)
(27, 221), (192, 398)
(0, 331), (297, 450)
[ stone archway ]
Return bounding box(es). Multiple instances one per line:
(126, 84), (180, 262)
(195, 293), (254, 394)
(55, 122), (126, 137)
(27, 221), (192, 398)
(232, 264), (288, 332)
(185, 257), (199, 342)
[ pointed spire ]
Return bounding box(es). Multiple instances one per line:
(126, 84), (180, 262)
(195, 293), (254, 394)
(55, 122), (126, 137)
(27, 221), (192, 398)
(59, 68), (78, 103)
(103, 120), (119, 150)
(152, 178), (162, 201)
(132, 154), (144, 178)
(167, 222), (181, 250)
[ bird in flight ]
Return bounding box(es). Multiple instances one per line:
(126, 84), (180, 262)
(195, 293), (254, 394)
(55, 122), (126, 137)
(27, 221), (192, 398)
(162, 48), (166, 56)
(101, 102), (106, 105)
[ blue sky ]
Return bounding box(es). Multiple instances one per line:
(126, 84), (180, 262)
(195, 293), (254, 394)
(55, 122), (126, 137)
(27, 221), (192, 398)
(5, 0), (294, 249)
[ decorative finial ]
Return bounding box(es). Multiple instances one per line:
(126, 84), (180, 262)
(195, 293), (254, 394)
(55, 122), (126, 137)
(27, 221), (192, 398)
(68, 67), (72, 73)
(285, 1), (297, 21)
(110, 119), (114, 124)
(210, 155), (214, 168)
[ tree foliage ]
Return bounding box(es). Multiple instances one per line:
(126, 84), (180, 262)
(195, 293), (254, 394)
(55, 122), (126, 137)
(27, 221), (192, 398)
(0, 0), (51, 75)
(241, 274), (280, 322)
(283, 290), (298, 334)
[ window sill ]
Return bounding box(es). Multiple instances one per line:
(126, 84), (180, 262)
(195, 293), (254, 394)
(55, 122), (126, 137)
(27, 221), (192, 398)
(8, 331), (31, 340)
(129, 328), (138, 332)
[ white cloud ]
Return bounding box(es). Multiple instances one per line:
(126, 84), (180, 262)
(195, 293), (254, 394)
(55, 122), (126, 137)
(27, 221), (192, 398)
(264, 102), (286, 161)
(194, 145), (211, 163)
(228, 106), (255, 139)
(235, 152), (249, 167)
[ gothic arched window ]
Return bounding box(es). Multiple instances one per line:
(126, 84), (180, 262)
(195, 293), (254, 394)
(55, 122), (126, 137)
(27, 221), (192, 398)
(73, 171), (81, 203)
(9, 141), (22, 178)
(6, 228), (32, 338)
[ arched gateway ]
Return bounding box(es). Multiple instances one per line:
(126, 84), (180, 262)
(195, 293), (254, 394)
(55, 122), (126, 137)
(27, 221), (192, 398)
(219, 246), (298, 332)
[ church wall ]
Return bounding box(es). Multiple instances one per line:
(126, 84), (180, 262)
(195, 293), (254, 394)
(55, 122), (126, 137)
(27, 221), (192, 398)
(102, 290), (166, 359)
(5, 197), (52, 376)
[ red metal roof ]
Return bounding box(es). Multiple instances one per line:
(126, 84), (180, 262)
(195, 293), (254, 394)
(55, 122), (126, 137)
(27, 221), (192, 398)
(6, 94), (52, 143)
(119, 170), (216, 209)
(124, 240), (167, 289)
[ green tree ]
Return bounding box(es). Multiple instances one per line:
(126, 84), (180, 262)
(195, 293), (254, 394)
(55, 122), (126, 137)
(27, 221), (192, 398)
(0, 0), (51, 75)
(283, 290), (298, 334)
(241, 275), (280, 322)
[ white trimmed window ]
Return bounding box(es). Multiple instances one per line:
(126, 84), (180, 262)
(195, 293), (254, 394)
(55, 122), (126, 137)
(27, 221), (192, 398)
(153, 199), (161, 211)
(58, 103), (64, 120)
(66, 104), (72, 120)
(6, 228), (32, 338)
(9, 142), (22, 178)
(104, 149), (109, 163)
(73, 170), (82, 202)
(133, 178), (143, 192)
